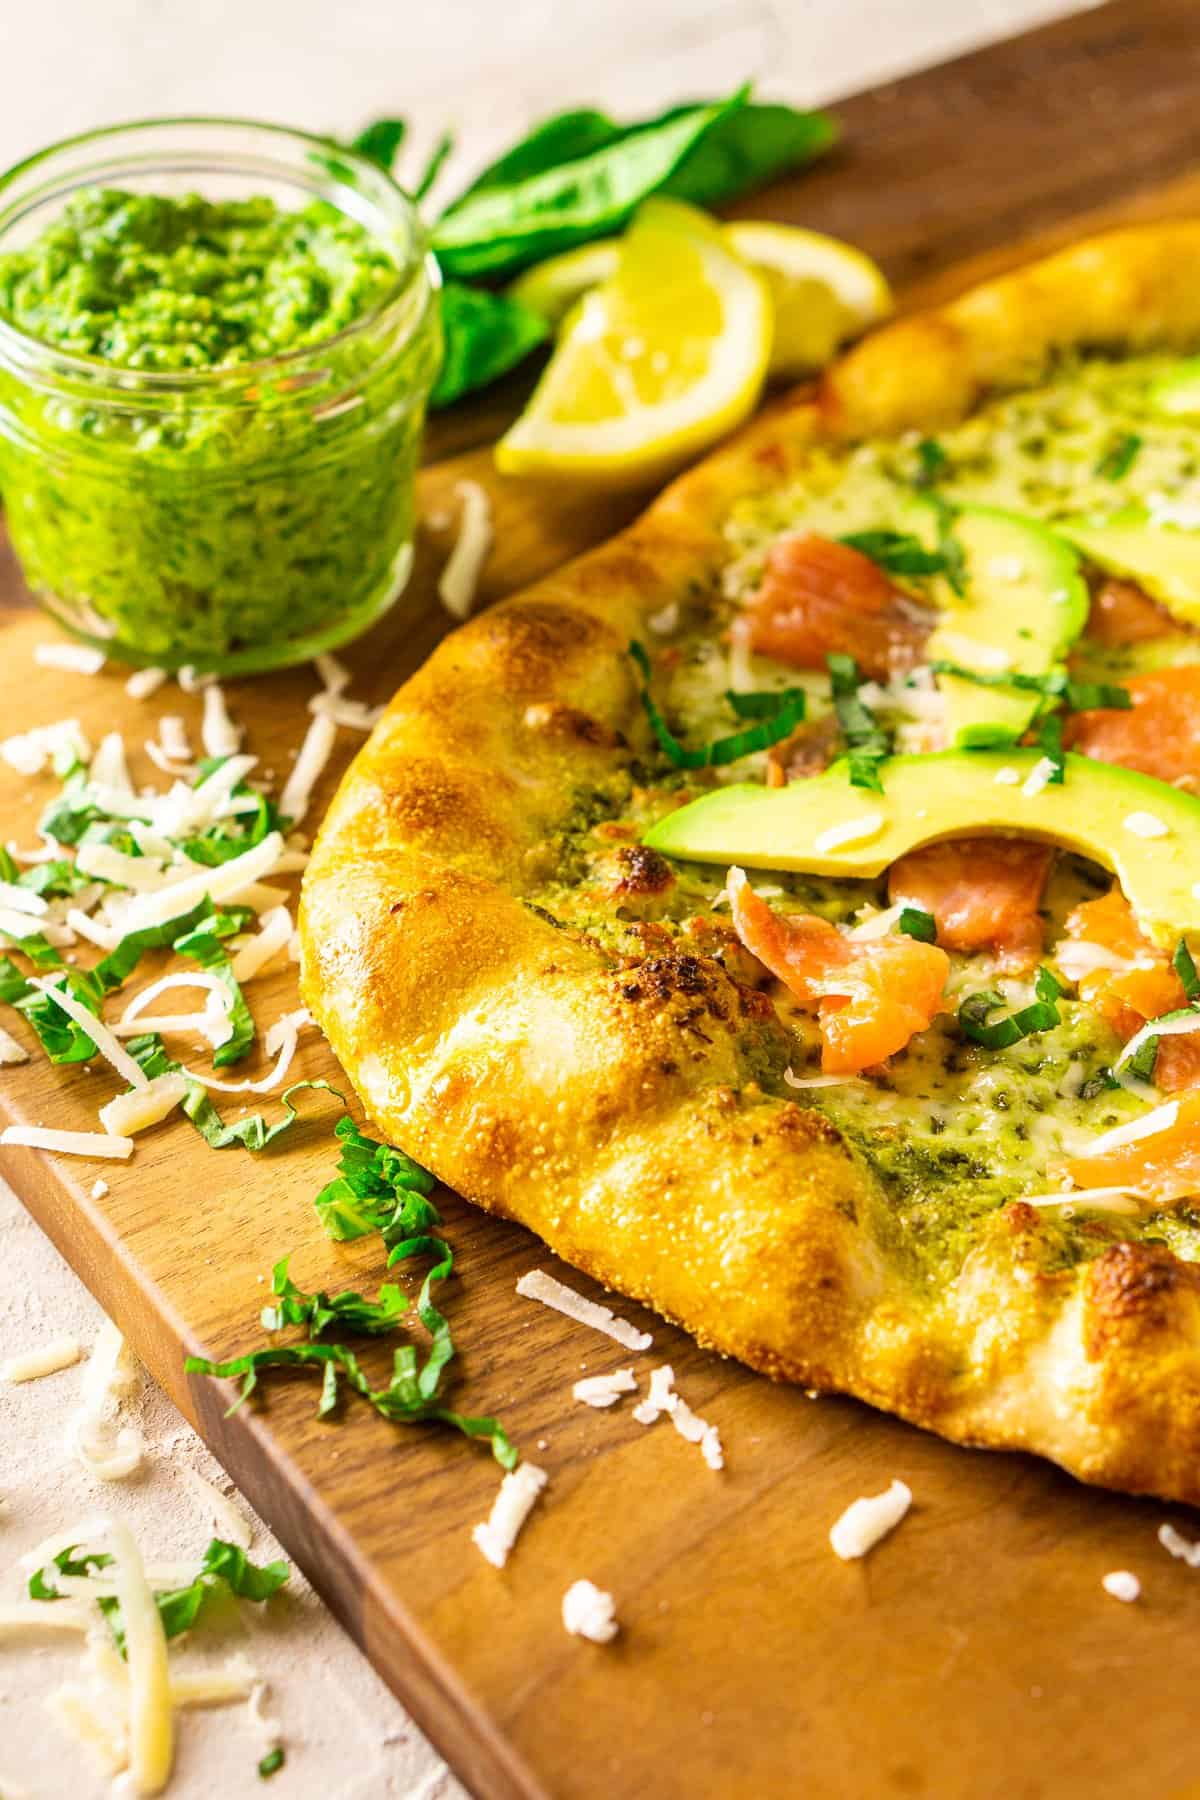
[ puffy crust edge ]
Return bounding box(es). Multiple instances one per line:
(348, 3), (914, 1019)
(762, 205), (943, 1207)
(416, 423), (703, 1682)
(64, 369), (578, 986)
(302, 223), (1200, 1504)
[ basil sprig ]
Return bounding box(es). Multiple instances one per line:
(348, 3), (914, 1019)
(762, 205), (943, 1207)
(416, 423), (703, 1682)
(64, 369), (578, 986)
(928, 662), (1133, 713)
(959, 966), (1063, 1050)
(826, 653), (892, 792)
(1095, 432), (1142, 481)
(631, 640), (805, 768)
(431, 282), (550, 409)
(898, 906), (937, 943)
(840, 531), (948, 578)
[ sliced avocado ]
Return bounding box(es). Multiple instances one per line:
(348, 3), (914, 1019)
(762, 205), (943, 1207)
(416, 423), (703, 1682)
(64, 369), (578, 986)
(1149, 358), (1200, 418)
(643, 750), (1200, 945)
(1056, 506), (1200, 629)
(915, 503), (1088, 747)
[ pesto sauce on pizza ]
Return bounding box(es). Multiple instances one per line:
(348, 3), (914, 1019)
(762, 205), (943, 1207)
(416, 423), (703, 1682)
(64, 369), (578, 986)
(521, 348), (1200, 1277)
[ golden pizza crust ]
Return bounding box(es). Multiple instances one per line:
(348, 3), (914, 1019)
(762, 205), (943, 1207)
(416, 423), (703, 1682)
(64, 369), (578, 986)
(301, 224), (1200, 1505)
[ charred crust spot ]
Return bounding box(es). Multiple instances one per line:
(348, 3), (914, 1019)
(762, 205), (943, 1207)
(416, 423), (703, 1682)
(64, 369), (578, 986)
(481, 599), (618, 689)
(523, 701), (626, 749)
(775, 1101), (845, 1149)
(1084, 1239), (1200, 1355)
(612, 845), (675, 897)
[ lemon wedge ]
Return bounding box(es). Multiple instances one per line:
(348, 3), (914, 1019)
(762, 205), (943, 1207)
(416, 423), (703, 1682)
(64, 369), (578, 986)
(508, 221), (893, 381)
(496, 199), (771, 486)
(725, 223), (892, 377)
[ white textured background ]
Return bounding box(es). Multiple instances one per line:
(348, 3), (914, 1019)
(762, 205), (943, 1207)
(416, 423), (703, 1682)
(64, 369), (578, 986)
(0, 3), (1086, 1796)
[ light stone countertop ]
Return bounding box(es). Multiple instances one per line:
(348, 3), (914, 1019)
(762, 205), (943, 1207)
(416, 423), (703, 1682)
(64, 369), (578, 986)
(0, 3), (1087, 1796)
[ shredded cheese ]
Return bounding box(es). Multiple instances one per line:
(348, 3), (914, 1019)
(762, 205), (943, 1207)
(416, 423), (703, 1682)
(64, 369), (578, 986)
(180, 1466), (254, 1550)
(1158, 1522), (1200, 1567)
(1021, 757), (1057, 798)
(515, 1269), (652, 1351)
(438, 479), (493, 620)
(0, 1022), (29, 1065)
(124, 667), (167, 700)
(2, 1336), (82, 1383)
(632, 1364), (723, 1469)
(0, 1600), (96, 1633)
(76, 842), (170, 892)
(230, 905), (293, 983)
(829, 1479), (912, 1559)
(561, 1579), (619, 1644)
(308, 692), (384, 731)
(1101, 1569), (1140, 1602)
(116, 972), (234, 1049)
(68, 1319), (143, 1482)
(118, 831), (284, 932)
(1082, 1101), (1180, 1158)
(471, 1462), (548, 1568)
(159, 715), (192, 762)
(0, 880), (48, 917)
(107, 1519), (174, 1795)
(99, 1072), (191, 1138)
(183, 1006), (310, 1095)
(30, 974), (149, 1089)
(0, 718), (90, 777)
(573, 1369), (637, 1408)
(0, 1125), (135, 1159)
(314, 652), (351, 695)
(177, 665), (215, 693)
(279, 715), (337, 826)
(46, 1684), (128, 1774)
(201, 683), (242, 759)
(34, 642), (106, 675)
(784, 1067), (861, 1090)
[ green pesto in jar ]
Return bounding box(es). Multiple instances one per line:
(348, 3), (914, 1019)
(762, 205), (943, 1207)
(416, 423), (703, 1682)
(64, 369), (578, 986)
(0, 188), (440, 671)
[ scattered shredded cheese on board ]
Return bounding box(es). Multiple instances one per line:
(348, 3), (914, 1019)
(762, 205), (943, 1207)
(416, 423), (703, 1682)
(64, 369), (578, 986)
(516, 1269), (652, 1351)
(561, 1579), (620, 1644)
(471, 1463), (547, 1568)
(829, 1479), (912, 1559)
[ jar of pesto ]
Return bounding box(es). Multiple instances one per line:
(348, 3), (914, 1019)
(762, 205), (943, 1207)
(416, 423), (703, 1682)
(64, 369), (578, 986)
(0, 119), (441, 673)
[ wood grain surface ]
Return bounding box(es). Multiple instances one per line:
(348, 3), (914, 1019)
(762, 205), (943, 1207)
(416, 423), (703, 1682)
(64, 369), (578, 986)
(5, 4), (1200, 1796)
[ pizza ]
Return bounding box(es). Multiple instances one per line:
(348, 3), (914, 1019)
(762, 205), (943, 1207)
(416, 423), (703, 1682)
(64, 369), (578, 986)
(301, 224), (1200, 1505)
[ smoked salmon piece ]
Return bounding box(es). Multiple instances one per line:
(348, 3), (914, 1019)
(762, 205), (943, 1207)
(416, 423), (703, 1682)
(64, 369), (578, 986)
(1066, 666), (1200, 786)
(727, 866), (949, 1073)
(739, 533), (932, 683)
(1084, 577), (1178, 647)
(1066, 1092), (1200, 1200)
(1060, 888), (1200, 1092)
(888, 837), (1052, 966)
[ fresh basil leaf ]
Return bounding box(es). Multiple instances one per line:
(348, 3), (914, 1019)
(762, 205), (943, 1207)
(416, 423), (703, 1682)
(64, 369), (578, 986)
(898, 906), (937, 943)
(13, 858), (93, 899)
(840, 531), (947, 577)
(925, 494), (966, 596)
(413, 131), (454, 203)
(432, 90), (746, 279)
(1174, 938), (1200, 1004)
(1034, 710), (1065, 784)
(29, 1545), (113, 1600)
(351, 117), (407, 171)
(1095, 432), (1142, 481)
(959, 966), (1062, 1050)
(928, 660), (1132, 713)
(724, 686), (808, 720)
(16, 968), (104, 1063)
(39, 771), (104, 846)
(454, 109), (624, 201)
(826, 652), (891, 792)
(660, 101), (836, 208)
(259, 1749), (286, 1779)
(314, 1114), (435, 1240)
(431, 280), (550, 409)
(632, 641), (805, 768)
(7, 933), (64, 972)
(261, 1255), (408, 1338)
(0, 957), (32, 1006)
(181, 1078), (341, 1151)
(914, 437), (947, 487)
(31, 1538), (286, 1654)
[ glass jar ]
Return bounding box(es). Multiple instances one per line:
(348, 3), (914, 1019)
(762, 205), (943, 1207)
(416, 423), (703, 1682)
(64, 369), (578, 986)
(0, 118), (441, 674)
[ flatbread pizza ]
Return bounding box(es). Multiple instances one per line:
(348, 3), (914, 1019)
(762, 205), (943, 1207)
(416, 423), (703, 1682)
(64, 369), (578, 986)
(301, 224), (1200, 1504)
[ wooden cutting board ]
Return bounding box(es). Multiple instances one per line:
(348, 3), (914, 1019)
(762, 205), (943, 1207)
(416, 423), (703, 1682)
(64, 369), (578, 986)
(6, 5), (1200, 1795)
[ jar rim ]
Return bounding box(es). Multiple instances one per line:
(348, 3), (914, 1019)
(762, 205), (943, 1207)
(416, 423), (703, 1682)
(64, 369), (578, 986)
(0, 115), (438, 394)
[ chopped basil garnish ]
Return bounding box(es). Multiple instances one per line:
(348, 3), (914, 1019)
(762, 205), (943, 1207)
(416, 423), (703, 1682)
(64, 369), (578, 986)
(958, 966), (1063, 1050)
(928, 661), (1132, 713)
(840, 531), (947, 577)
(913, 437), (947, 487)
(1033, 710), (1066, 784)
(631, 641), (805, 767)
(259, 1749), (286, 1780)
(32, 1538), (288, 1655)
(826, 652), (892, 792)
(1095, 432), (1142, 481)
(1174, 938), (1200, 1003)
(897, 906), (937, 943)
(187, 1119), (517, 1467)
